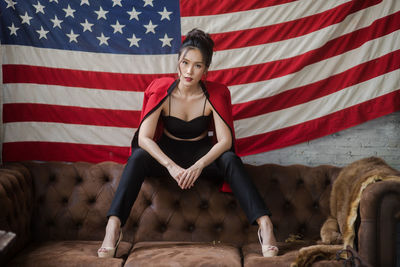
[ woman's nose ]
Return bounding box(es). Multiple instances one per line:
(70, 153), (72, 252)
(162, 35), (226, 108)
(186, 65), (194, 74)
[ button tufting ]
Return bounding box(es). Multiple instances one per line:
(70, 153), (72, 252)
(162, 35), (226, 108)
(297, 179), (304, 186)
(284, 200), (291, 209)
(174, 200), (180, 209)
(228, 201), (236, 209)
(76, 176), (83, 185)
(103, 176), (110, 183)
(61, 197), (69, 205)
(49, 174), (56, 183)
(87, 196), (96, 205)
(313, 202), (319, 209)
(160, 224), (167, 233)
(215, 224), (223, 232)
(187, 224), (195, 232)
(200, 201), (208, 209)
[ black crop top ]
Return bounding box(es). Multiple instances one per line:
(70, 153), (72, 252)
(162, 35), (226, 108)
(162, 95), (211, 139)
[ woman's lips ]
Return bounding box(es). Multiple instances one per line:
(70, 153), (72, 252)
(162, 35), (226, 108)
(184, 77), (193, 82)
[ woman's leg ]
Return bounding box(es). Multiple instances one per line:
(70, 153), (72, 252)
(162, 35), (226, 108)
(100, 148), (167, 251)
(215, 151), (271, 224)
(213, 151), (277, 254)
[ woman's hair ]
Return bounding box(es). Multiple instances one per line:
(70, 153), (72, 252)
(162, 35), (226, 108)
(179, 28), (214, 68)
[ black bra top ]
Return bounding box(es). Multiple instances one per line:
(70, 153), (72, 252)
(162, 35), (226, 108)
(162, 95), (211, 139)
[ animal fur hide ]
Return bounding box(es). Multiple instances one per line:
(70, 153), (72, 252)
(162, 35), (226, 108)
(291, 157), (400, 267)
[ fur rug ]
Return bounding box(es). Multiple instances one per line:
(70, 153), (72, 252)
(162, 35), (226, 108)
(291, 157), (400, 267)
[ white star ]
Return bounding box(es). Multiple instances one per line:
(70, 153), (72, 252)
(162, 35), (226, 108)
(63, 4), (76, 18)
(144, 20), (157, 34)
(97, 33), (110, 46)
(50, 15), (63, 29)
(111, 0), (122, 7)
(80, 19), (94, 32)
(127, 7), (141, 21)
(8, 23), (19, 36)
(5, 0), (17, 10)
(143, 0), (153, 7)
(49, 0), (58, 3)
(66, 29), (79, 43)
(20, 12), (33, 25)
(159, 33), (173, 47)
(95, 6), (108, 20)
(33, 1), (45, 14)
(110, 20), (125, 34)
(36, 26), (49, 39)
(127, 34), (141, 47)
(80, 0), (89, 6)
(158, 7), (172, 21)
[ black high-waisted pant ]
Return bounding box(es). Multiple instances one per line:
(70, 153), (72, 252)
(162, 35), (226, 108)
(107, 134), (271, 226)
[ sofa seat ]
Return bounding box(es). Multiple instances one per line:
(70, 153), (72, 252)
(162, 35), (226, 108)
(242, 240), (316, 267)
(6, 240), (132, 267)
(124, 241), (241, 267)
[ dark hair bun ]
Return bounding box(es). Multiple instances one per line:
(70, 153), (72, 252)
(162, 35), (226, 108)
(180, 28), (214, 67)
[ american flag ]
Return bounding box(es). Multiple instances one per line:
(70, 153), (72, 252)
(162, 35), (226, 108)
(1, 0), (399, 163)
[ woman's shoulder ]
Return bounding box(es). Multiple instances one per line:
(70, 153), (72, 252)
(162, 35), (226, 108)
(144, 77), (176, 99)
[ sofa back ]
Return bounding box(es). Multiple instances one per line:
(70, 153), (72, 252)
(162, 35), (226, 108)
(9, 161), (341, 247)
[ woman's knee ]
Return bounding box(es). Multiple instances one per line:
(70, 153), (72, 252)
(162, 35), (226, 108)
(218, 151), (241, 165)
(128, 148), (152, 164)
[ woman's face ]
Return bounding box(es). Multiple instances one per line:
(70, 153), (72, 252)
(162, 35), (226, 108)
(178, 48), (207, 88)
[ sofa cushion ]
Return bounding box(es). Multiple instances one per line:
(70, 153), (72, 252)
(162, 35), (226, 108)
(7, 240), (131, 267)
(242, 241), (316, 267)
(124, 241), (241, 267)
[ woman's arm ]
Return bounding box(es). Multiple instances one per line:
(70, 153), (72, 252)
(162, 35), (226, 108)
(138, 104), (185, 184)
(179, 104), (232, 189)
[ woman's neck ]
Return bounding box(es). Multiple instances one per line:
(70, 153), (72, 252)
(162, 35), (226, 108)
(177, 81), (202, 97)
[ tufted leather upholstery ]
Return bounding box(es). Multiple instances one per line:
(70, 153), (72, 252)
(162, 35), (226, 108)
(0, 160), (396, 266)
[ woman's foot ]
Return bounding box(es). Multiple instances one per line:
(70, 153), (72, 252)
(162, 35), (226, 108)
(257, 216), (279, 257)
(98, 216), (122, 258)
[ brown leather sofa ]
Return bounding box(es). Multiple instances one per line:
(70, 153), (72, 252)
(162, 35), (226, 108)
(0, 160), (398, 267)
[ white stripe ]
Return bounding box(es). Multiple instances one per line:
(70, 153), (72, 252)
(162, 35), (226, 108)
(181, 0), (350, 34)
(3, 122), (135, 147)
(3, 84), (144, 110)
(230, 30), (400, 104)
(3, 0), (397, 74)
(211, 0), (400, 71)
(235, 69), (400, 138)
(1, 45), (177, 74)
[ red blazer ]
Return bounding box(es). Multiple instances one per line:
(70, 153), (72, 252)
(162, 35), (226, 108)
(131, 77), (236, 152)
(130, 77), (235, 192)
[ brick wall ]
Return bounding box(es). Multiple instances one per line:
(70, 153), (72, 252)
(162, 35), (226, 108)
(243, 111), (400, 171)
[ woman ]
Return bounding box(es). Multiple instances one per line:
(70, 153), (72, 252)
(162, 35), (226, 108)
(98, 29), (278, 258)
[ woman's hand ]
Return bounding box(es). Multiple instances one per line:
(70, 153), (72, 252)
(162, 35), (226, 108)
(166, 163), (185, 184)
(178, 162), (204, 189)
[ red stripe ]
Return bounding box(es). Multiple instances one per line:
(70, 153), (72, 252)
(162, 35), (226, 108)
(2, 64), (174, 91)
(236, 89), (400, 156)
(208, 11), (400, 86)
(233, 49), (400, 120)
(4, 12), (398, 91)
(3, 103), (141, 127)
(211, 0), (380, 51)
(3, 12), (400, 91)
(2, 142), (130, 164)
(180, 0), (297, 16)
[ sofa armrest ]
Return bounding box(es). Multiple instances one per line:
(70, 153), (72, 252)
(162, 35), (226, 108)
(0, 163), (33, 264)
(358, 180), (400, 267)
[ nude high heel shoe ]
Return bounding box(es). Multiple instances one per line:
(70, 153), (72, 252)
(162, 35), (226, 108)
(98, 230), (123, 258)
(258, 228), (279, 257)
